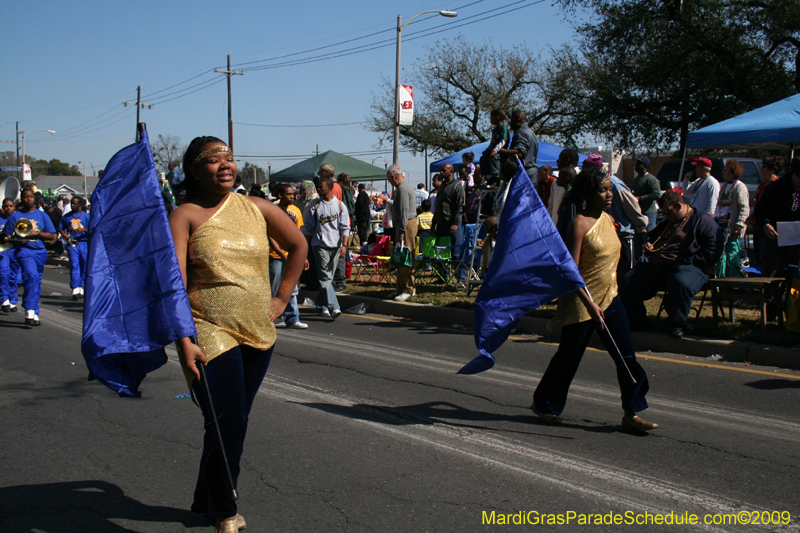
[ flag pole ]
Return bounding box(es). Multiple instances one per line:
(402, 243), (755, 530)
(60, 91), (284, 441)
(584, 289), (637, 386)
(193, 342), (239, 502)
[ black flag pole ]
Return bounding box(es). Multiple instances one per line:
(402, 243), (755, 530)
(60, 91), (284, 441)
(584, 290), (637, 387)
(196, 360), (239, 502)
(180, 336), (238, 503)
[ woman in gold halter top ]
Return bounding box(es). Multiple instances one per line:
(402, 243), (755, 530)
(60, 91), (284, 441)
(532, 168), (658, 433)
(169, 136), (307, 533)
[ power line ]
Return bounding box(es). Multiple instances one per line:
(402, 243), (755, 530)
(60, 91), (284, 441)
(147, 78), (225, 105)
(230, 0), (488, 70)
(145, 73), (221, 104)
(10, 90), (134, 123)
(236, 121), (365, 128)
(141, 61), (223, 99)
(239, 0), (536, 73)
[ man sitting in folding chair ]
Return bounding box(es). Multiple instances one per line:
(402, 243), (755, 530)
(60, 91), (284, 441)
(386, 165), (418, 301)
(619, 191), (724, 339)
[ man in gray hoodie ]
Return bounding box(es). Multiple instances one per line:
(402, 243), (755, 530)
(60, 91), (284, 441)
(302, 178), (350, 318)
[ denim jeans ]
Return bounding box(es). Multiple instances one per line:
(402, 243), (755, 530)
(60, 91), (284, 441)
(268, 257), (300, 325)
(191, 345), (274, 520)
(620, 261), (709, 329)
(313, 246), (340, 312)
(533, 297), (650, 416)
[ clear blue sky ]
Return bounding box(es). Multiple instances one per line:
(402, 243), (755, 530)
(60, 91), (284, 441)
(1, 0), (582, 184)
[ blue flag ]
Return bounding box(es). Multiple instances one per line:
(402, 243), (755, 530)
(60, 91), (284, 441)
(459, 161), (585, 374)
(81, 130), (196, 397)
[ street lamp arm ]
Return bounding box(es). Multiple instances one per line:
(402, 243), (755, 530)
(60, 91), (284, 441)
(400, 10), (438, 30)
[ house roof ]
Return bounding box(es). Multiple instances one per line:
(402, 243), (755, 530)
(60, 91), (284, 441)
(32, 175), (100, 196)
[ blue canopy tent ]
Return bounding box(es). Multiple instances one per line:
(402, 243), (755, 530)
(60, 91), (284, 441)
(677, 93), (800, 189)
(429, 140), (588, 174)
(686, 93), (800, 152)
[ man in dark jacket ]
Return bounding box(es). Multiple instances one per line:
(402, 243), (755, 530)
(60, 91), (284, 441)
(753, 156), (800, 277)
(498, 109), (539, 184)
(354, 183), (371, 246)
(619, 191), (724, 339)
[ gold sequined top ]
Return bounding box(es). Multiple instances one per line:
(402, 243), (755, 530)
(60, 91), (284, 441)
(548, 212), (620, 331)
(187, 193), (276, 362)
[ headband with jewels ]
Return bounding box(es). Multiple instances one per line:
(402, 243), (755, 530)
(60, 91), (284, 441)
(192, 145), (231, 167)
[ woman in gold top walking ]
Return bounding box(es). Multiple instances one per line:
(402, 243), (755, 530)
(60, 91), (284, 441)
(170, 136), (307, 532)
(532, 168), (657, 433)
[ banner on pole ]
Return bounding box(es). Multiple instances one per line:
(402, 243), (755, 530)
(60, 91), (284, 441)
(22, 163), (32, 181)
(399, 85), (414, 126)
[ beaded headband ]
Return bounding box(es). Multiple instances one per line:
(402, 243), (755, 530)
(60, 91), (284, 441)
(192, 145), (231, 167)
(600, 176), (611, 184)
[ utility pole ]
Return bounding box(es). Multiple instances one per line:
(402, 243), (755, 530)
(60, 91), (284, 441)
(15, 122), (20, 166)
(214, 55), (244, 151)
(123, 86), (153, 141)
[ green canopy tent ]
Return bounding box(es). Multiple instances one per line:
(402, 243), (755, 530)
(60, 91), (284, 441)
(268, 150), (387, 183)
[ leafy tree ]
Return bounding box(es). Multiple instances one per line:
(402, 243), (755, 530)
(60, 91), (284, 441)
(238, 162), (266, 190)
(36, 158), (81, 176)
(151, 134), (187, 173)
(552, 0), (799, 152)
(368, 36), (577, 157)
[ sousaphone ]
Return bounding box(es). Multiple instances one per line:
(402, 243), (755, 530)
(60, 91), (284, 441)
(2, 177), (21, 203)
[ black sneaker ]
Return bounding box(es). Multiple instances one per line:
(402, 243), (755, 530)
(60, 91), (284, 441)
(669, 327), (684, 339)
(531, 404), (562, 425)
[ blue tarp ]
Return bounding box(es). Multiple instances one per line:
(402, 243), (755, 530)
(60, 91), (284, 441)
(429, 139), (588, 173)
(686, 93), (800, 150)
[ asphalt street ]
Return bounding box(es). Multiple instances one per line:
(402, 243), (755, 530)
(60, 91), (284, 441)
(1, 264), (799, 532)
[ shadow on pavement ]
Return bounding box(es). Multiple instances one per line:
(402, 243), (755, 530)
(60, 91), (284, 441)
(0, 480), (204, 532)
(292, 400), (626, 438)
(744, 378), (800, 390)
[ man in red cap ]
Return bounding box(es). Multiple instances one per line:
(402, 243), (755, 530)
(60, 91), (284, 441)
(683, 157), (720, 216)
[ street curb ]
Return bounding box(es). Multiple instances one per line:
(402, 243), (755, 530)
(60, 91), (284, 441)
(300, 290), (799, 371)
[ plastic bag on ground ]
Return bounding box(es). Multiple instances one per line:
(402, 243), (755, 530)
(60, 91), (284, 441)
(346, 303), (368, 315)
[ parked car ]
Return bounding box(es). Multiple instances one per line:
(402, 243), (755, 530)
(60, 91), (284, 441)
(656, 157), (762, 205)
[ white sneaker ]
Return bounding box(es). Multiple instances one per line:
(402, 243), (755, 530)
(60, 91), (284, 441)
(319, 308), (331, 317)
(26, 309), (36, 320)
(79, 287), (85, 295)
(287, 321), (308, 329)
(72, 288), (81, 301)
(331, 309), (342, 320)
(274, 321), (287, 328)
(394, 292), (415, 302)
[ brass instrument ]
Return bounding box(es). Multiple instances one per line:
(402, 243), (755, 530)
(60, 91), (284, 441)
(0, 218), (37, 251)
(15, 218), (33, 238)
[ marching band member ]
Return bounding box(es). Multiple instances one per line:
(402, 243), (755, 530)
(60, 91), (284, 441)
(1, 189), (56, 326)
(1, 197), (21, 313)
(170, 136), (306, 532)
(59, 196), (90, 300)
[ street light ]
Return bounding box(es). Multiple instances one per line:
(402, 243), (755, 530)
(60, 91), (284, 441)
(20, 129), (56, 181)
(393, 9), (457, 166)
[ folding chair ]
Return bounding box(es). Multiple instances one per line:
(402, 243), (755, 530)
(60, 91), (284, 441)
(352, 235), (391, 283)
(414, 236), (438, 285)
